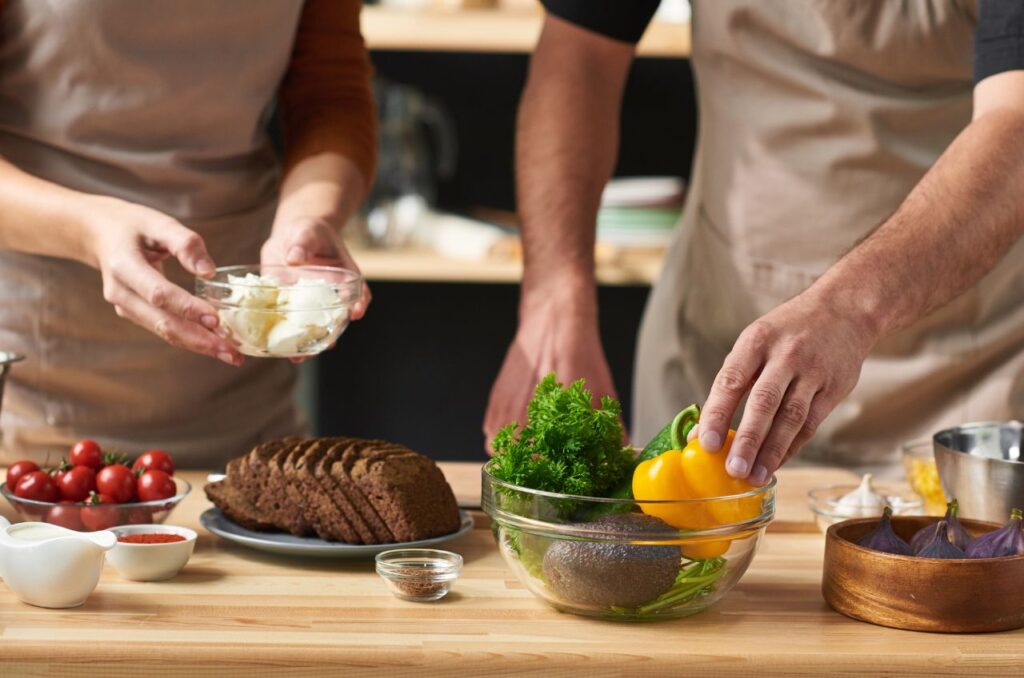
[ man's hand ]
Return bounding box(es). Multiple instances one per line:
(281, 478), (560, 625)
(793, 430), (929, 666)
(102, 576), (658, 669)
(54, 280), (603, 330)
(86, 196), (244, 367)
(697, 287), (877, 486)
(484, 290), (618, 447)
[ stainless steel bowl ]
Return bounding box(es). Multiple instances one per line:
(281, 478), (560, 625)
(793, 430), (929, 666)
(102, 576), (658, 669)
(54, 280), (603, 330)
(933, 421), (1024, 523)
(0, 352), (24, 416)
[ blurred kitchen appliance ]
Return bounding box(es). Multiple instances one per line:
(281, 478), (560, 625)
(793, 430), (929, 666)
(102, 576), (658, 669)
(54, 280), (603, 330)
(363, 79), (458, 248)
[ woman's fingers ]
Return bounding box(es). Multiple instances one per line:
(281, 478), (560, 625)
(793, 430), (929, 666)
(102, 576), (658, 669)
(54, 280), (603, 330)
(109, 256), (221, 330)
(746, 380), (820, 486)
(112, 287), (242, 366)
(151, 219), (217, 278)
(725, 363), (793, 481)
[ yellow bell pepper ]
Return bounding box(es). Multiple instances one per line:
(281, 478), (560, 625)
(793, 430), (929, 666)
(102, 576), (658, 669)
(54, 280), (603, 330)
(633, 429), (761, 559)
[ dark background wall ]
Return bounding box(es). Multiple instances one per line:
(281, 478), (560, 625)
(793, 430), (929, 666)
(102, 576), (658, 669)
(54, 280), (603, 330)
(316, 51), (697, 461)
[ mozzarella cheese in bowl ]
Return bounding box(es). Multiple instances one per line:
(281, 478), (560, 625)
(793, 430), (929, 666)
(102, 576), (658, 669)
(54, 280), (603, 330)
(219, 273), (348, 356)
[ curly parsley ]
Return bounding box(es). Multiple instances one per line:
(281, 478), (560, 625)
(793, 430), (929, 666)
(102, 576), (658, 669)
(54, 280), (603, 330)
(489, 374), (633, 497)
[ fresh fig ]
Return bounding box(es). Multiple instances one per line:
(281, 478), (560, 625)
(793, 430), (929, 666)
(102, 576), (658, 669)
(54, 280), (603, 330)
(965, 509), (1024, 559)
(910, 499), (971, 554)
(857, 506), (912, 555)
(916, 520), (967, 559)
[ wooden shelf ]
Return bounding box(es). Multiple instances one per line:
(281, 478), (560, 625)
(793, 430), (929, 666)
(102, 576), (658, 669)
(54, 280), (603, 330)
(351, 246), (664, 286)
(362, 6), (691, 57)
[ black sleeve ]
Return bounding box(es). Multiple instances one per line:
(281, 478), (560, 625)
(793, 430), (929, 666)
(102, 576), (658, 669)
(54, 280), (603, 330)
(974, 0), (1024, 83)
(540, 0), (660, 44)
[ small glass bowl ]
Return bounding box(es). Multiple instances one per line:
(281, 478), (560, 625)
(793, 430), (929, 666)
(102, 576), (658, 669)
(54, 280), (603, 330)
(808, 483), (922, 533)
(901, 438), (948, 516)
(196, 265), (362, 359)
(1, 477), (191, 532)
(375, 548), (463, 602)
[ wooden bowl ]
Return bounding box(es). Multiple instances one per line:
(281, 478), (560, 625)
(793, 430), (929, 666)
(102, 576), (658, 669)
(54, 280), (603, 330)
(823, 516), (1024, 633)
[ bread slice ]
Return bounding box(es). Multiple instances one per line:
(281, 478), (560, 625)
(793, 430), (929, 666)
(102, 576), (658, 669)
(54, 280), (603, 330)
(255, 439), (314, 536)
(308, 439), (377, 544)
(323, 440), (396, 544)
(204, 479), (277, 532)
(232, 437), (298, 505)
(288, 438), (361, 543)
(348, 449), (461, 542)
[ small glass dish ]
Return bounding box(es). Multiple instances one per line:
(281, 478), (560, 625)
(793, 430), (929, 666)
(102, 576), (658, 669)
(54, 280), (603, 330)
(808, 483), (922, 534)
(196, 265), (362, 358)
(901, 438), (948, 516)
(375, 548), (463, 602)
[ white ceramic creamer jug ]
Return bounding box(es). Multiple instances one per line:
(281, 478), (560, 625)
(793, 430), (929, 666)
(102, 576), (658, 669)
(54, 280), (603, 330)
(0, 516), (116, 608)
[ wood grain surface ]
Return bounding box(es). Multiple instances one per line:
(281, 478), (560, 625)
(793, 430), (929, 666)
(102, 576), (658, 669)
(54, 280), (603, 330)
(2, 464), (1022, 677)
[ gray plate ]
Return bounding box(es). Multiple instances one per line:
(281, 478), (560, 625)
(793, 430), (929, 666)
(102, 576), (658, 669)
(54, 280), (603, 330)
(200, 508), (474, 559)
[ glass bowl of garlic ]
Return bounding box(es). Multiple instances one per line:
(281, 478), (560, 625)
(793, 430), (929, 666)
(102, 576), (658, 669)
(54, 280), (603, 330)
(196, 265), (361, 358)
(808, 474), (923, 534)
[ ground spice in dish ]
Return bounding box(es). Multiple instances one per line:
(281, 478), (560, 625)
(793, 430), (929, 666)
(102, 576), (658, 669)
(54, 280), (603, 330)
(118, 533), (186, 544)
(389, 566), (448, 598)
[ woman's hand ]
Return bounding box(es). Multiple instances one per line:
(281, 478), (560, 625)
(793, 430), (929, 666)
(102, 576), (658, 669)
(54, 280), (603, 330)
(261, 216), (371, 364)
(85, 196), (244, 367)
(260, 216), (370, 319)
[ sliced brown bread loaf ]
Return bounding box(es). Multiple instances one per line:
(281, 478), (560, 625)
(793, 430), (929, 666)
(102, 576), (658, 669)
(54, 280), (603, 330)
(204, 479), (276, 532)
(289, 438), (362, 543)
(205, 436), (460, 544)
(348, 448), (461, 542)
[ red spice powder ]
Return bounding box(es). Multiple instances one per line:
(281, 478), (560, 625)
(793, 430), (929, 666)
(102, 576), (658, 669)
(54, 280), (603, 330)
(118, 533), (186, 544)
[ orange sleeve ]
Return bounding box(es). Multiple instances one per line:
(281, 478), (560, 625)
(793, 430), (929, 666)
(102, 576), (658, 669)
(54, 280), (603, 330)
(279, 0), (377, 189)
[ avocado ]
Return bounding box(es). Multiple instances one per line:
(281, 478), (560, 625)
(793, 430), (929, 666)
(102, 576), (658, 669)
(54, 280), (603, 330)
(542, 513), (681, 608)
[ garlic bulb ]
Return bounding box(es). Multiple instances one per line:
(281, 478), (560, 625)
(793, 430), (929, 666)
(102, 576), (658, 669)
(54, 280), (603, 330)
(833, 474), (890, 517)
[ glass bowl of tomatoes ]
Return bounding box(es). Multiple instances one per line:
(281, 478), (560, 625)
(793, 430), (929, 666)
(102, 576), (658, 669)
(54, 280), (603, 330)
(1, 441), (189, 532)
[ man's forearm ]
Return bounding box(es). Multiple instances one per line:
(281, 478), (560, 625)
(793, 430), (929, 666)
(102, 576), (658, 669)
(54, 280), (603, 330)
(516, 17), (634, 311)
(815, 106), (1024, 340)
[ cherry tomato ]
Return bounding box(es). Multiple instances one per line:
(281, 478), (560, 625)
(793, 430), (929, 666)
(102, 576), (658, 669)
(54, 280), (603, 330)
(6, 460), (39, 489)
(46, 503), (84, 531)
(136, 469), (176, 502)
(81, 493), (122, 531)
(70, 439), (104, 470)
(57, 465), (97, 502)
(132, 450), (175, 477)
(14, 470), (59, 503)
(96, 464), (135, 503)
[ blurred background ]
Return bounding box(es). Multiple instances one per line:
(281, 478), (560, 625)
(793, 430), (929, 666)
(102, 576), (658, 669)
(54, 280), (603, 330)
(304, 0), (697, 460)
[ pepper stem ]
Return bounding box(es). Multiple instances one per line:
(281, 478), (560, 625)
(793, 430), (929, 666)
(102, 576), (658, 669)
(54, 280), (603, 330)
(670, 404), (701, 451)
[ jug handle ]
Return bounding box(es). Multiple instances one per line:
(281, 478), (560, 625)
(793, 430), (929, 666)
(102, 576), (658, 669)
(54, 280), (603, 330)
(0, 515), (8, 580)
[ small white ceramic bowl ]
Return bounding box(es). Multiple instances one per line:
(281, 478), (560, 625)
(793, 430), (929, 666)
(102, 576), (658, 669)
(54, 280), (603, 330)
(106, 524), (196, 582)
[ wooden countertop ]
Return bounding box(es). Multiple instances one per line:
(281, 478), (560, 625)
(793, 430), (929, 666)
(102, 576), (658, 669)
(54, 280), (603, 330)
(2, 464), (1022, 676)
(363, 6), (691, 58)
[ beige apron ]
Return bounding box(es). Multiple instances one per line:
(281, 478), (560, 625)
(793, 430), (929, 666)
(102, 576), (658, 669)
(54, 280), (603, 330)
(635, 0), (1024, 472)
(0, 0), (309, 468)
